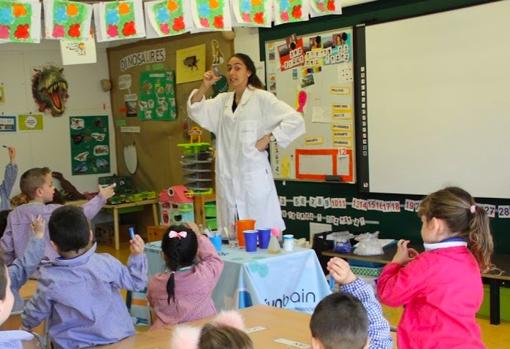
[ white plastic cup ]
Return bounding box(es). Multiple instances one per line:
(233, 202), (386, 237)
(283, 234), (294, 252)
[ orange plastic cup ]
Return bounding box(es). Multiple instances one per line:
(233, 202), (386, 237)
(236, 219), (255, 247)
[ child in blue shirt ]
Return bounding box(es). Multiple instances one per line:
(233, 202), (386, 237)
(0, 146), (17, 210)
(0, 215), (45, 348)
(21, 205), (147, 349)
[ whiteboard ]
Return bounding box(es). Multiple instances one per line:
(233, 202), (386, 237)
(365, 1), (510, 198)
(265, 27), (356, 183)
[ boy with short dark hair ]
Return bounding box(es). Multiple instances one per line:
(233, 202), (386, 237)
(0, 167), (115, 264)
(310, 257), (393, 349)
(21, 206), (147, 349)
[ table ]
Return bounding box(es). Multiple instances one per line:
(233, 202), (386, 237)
(145, 242), (331, 313)
(99, 305), (313, 349)
(323, 245), (510, 325)
(104, 199), (159, 250)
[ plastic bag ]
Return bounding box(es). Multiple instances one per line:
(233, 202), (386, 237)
(353, 232), (384, 256)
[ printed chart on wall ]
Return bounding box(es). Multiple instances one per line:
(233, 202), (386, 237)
(69, 115), (111, 175)
(265, 27), (355, 183)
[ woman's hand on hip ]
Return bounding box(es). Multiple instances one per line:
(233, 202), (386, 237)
(255, 134), (272, 152)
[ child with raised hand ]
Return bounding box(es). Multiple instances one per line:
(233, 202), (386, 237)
(21, 205), (147, 349)
(327, 257), (392, 349)
(0, 146), (17, 210)
(377, 186), (493, 349)
(147, 222), (224, 329)
(0, 167), (115, 264)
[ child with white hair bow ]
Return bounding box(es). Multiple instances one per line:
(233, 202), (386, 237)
(147, 222), (224, 330)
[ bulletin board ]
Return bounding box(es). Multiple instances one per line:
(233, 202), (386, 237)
(265, 27), (355, 183)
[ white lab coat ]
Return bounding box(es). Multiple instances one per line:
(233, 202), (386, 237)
(187, 86), (305, 233)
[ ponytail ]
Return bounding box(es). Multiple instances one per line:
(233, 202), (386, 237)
(161, 225), (198, 304)
(468, 205), (494, 273)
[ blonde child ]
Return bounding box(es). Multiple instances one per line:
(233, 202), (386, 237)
(0, 146), (17, 210)
(0, 167), (115, 264)
(377, 186), (493, 349)
(21, 205), (147, 349)
(147, 222), (224, 329)
(171, 311), (253, 349)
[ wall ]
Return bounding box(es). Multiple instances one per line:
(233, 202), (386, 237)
(0, 40), (117, 195)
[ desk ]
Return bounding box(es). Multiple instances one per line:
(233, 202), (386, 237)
(99, 305), (313, 349)
(104, 199), (159, 250)
(146, 243), (331, 313)
(323, 245), (510, 325)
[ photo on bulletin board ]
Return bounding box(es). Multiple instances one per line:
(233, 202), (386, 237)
(69, 115), (110, 175)
(138, 71), (176, 121)
(176, 44), (206, 84)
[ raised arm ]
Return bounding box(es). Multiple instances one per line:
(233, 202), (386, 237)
(111, 234), (148, 291)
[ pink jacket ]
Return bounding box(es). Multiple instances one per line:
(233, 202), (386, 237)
(377, 246), (485, 349)
(147, 235), (224, 330)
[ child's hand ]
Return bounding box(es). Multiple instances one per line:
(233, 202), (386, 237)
(185, 221), (202, 236)
(327, 257), (357, 285)
(7, 146), (16, 164)
(98, 183), (116, 200)
(129, 234), (145, 256)
(30, 215), (45, 239)
(392, 239), (419, 265)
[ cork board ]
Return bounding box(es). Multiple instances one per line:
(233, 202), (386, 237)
(107, 32), (233, 192)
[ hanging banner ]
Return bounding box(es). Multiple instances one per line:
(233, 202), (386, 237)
(0, 0), (41, 43)
(189, 0), (231, 32)
(144, 0), (191, 38)
(43, 0), (92, 40)
(273, 0), (308, 26)
(93, 0), (145, 42)
(309, 0), (342, 17)
(231, 0), (272, 28)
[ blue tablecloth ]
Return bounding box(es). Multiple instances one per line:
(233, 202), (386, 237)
(145, 242), (331, 313)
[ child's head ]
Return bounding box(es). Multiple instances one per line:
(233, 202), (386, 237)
(310, 292), (369, 349)
(161, 224), (198, 303)
(418, 186), (494, 272)
(199, 324), (253, 349)
(0, 252), (14, 324)
(20, 167), (55, 202)
(0, 209), (11, 238)
(48, 205), (91, 254)
(171, 311), (253, 349)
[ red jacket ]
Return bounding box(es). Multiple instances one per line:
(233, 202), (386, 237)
(377, 246), (485, 349)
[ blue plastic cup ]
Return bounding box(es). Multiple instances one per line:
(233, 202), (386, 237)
(257, 228), (271, 249)
(209, 235), (222, 253)
(243, 230), (258, 252)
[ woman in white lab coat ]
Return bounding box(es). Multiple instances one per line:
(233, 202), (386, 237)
(187, 53), (305, 233)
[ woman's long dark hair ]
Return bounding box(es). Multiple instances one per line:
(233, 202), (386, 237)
(161, 225), (198, 303)
(230, 53), (264, 89)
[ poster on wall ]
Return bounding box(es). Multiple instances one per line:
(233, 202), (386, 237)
(69, 115), (111, 175)
(0, 116), (16, 132)
(138, 71), (177, 121)
(60, 35), (97, 65)
(19, 114), (43, 131)
(176, 44), (205, 83)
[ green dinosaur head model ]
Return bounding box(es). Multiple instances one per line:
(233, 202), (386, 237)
(32, 66), (69, 116)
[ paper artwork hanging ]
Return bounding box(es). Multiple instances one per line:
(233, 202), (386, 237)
(231, 0), (272, 27)
(309, 0), (342, 17)
(43, 0), (92, 40)
(60, 35), (97, 65)
(190, 0), (231, 32)
(0, 0), (41, 43)
(93, 0), (145, 42)
(144, 0), (191, 38)
(273, 0), (308, 26)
